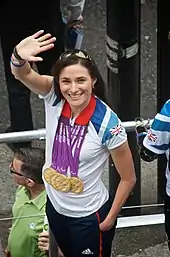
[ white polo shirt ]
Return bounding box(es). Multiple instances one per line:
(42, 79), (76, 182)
(42, 86), (127, 217)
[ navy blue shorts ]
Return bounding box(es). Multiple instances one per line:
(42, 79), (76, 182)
(46, 196), (117, 257)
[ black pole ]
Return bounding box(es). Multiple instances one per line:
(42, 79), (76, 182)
(106, 0), (141, 215)
(157, 0), (170, 203)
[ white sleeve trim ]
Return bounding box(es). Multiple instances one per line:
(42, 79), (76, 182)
(107, 137), (127, 150)
(143, 137), (165, 154)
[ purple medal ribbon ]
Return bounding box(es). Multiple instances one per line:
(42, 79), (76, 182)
(65, 117), (87, 177)
(51, 118), (68, 175)
(65, 122), (87, 177)
(51, 115), (87, 178)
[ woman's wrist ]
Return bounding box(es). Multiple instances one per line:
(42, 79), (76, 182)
(107, 210), (118, 221)
(13, 46), (24, 61)
(11, 45), (27, 68)
(11, 53), (26, 67)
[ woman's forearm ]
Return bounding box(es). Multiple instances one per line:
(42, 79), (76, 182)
(109, 141), (136, 221)
(10, 52), (53, 96)
(108, 178), (136, 220)
(10, 58), (32, 80)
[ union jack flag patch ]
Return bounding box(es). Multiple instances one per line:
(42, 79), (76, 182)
(147, 130), (157, 142)
(109, 124), (123, 136)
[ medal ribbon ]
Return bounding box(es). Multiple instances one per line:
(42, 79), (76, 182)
(65, 119), (88, 177)
(51, 95), (96, 177)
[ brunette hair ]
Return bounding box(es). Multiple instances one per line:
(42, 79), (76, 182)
(51, 49), (107, 102)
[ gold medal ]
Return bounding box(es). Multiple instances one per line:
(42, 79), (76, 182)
(43, 168), (57, 184)
(69, 177), (84, 193)
(50, 172), (71, 192)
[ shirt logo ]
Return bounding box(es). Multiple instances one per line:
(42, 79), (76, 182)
(147, 130), (157, 142)
(82, 248), (94, 255)
(109, 124), (122, 136)
(29, 222), (36, 230)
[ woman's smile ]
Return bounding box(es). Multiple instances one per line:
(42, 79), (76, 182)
(68, 93), (83, 100)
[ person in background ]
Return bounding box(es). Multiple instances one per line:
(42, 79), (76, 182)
(0, 0), (85, 151)
(5, 147), (63, 257)
(136, 100), (170, 250)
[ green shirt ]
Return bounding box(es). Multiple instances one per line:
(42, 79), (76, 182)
(8, 186), (47, 257)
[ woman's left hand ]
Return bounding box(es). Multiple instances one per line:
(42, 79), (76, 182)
(99, 216), (116, 232)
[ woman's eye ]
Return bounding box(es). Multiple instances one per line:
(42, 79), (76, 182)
(62, 80), (70, 84)
(77, 79), (86, 83)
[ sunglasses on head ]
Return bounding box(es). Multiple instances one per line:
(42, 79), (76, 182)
(59, 49), (92, 62)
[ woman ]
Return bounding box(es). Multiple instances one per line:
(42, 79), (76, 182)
(10, 30), (136, 257)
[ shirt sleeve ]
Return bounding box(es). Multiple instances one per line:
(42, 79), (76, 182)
(143, 100), (170, 154)
(102, 110), (127, 150)
(39, 81), (60, 106)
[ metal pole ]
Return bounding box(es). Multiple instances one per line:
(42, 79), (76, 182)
(0, 120), (153, 144)
(0, 115), (150, 219)
(157, 0), (170, 203)
(106, 0), (141, 214)
(0, 129), (46, 143)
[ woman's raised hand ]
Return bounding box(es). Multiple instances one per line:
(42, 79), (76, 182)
(16, 30), (56, 62)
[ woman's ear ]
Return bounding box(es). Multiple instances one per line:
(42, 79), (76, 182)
(92, 78), (97, 88)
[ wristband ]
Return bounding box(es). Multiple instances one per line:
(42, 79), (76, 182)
(13, 46), (24, 60)
(10, 55), (26, 67)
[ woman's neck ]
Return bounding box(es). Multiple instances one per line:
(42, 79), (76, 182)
(71, 108), (82, 118)
(70, 97), (91, 118)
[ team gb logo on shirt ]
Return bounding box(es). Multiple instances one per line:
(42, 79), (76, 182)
(109, 124), (123, 136)
(147, 130), (157, 142)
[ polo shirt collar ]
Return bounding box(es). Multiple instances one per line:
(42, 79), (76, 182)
(24, 187), (46, 210)
(62, 94), (96, 125)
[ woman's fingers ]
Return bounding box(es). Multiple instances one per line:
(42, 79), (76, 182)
(39, 37), (56, 47)
(32, 30), (44, 39)
(39, 43), (55, 53)
(37, 33), (52, 42)
(29, 56), (43, 62)
(28, 43), (55, 62)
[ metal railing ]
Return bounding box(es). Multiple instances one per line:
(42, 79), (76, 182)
(0, 119), (153, 144)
